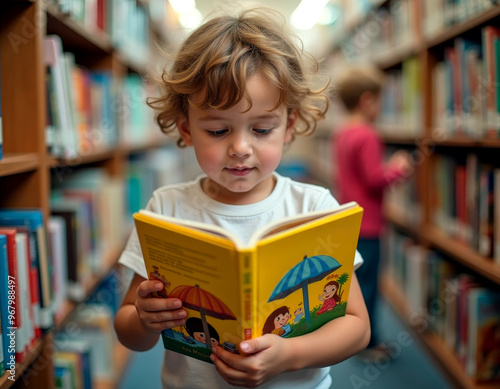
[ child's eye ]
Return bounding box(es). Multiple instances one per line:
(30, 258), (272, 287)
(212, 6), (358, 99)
(253, 128), (273, 136)
(207, 129), (228, 137)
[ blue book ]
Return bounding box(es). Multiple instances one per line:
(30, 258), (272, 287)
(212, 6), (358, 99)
(0, 209), (53, 330)
(0, 53), (3, 160)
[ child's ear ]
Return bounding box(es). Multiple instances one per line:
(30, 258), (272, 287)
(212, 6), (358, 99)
(177, 116), (193, 146)
(285, 109), (298, 143)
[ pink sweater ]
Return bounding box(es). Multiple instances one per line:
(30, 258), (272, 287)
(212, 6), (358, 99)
(333, 123), (405, 238)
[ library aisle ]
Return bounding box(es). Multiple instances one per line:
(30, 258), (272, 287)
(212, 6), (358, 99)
(118, 297), (453, 389)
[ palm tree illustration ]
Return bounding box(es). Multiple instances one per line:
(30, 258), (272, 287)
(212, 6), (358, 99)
(337, 273), (349, 300)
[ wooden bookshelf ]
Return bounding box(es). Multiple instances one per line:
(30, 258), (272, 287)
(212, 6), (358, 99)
(0, 0), (166, 387)
(322, 0), (500, 387)
(0, 154), (40, 177)
(381, 276), (500, 389)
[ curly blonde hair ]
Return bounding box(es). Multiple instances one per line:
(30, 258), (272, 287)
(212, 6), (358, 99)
(147, 8), (329, 147)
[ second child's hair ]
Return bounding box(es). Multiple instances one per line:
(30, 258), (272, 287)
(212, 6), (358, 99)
(334, 64), (385, 111)
(148, 8), (329, 146)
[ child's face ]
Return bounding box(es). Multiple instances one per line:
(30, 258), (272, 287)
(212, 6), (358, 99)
(360, 91), (381, 123)
(178, 73), (296, 204)
(193, 331), (219, 346)
(323, 284), (337, 299)
(274, 312), (291, 329)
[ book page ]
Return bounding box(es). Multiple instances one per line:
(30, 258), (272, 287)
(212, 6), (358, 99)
(138, 210), (243, 246)
(248, 201), (358, 247)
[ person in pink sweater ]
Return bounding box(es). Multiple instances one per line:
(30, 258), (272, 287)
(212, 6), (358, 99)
(332, 64), (412, 359)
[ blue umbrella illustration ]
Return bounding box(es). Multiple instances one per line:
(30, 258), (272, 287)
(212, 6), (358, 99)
(268, 255), (342, 323)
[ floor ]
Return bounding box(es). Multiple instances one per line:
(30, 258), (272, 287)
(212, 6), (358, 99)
(117, 297), (454, 389)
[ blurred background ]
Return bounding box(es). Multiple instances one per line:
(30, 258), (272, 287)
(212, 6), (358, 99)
(1, 1), (500, 389)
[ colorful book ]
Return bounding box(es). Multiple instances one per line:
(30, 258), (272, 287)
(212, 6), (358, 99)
(0, 209), (53, 331)
(467, 287), (500, 382)
(134, 202), (363, 363)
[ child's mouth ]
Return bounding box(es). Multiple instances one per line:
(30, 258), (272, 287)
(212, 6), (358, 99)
(227, 167), (253, 176)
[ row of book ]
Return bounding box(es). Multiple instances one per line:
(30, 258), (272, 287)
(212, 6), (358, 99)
(432, 25), (500, 139)
(52, 266), (131, 389)
(47, 0), (151, 61)
(431, 153), (500, 262)
(384, 227), (500, 383)
(378, 57), (424, 137)
(338, 0), (420, 63)
(422, 0), (499, 38)
(0, 210), (54, 373)
(0, 167), (126, 373)
(51, 167), (126, 302)
(44, 34), (156, 159)
(53, 267), (131, 389)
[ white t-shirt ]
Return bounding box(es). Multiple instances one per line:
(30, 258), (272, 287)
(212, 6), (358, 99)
(118, 173), (363, 389)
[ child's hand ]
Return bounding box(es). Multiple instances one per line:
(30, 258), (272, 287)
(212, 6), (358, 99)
(388, 150), (412, 175)
(210, 335), (293, 388)
(135, 280), (187, 333)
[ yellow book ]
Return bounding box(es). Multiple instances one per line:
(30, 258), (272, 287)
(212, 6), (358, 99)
(133, 201), (363, 363)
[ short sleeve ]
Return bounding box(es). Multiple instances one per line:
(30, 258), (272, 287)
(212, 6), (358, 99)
(117, 197), (161, 279)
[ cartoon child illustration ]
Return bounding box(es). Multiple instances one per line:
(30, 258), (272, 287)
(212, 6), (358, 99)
(148, 265), (171, 298)
(293, 306), (304, 323)
(185, 317), (220, 347)
(316, 280), (341, 315)
(262, 306), (292, 337)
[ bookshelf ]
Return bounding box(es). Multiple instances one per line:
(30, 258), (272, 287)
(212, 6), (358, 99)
(0, 0), (169, 387)
(321, 0), (500, 388)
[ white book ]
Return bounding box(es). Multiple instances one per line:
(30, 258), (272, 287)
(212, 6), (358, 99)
(44, 35), (78, 159)
(15, 233), (32, 359)
(49, 216), (68, 323)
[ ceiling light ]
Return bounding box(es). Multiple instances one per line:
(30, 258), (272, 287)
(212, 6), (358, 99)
(291, 0), (330, 30)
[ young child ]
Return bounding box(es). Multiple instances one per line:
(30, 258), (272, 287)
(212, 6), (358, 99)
(332, 64), (411, 360)
(114, 8), (370, 388)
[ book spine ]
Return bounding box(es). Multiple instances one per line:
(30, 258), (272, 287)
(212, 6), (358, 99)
(239, 249), (255, 341)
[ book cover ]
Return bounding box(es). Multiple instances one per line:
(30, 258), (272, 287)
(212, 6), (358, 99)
(134, 202), (363, 363)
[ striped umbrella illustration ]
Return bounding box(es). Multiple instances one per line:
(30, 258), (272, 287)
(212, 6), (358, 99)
(169, 284), (236, 350)
(268, 255), (342, 323)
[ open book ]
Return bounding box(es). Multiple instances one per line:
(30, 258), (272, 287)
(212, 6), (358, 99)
(134, 201), (363, 363)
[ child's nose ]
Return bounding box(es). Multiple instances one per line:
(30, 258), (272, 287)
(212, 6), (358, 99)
(228, 134), (252, 157)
